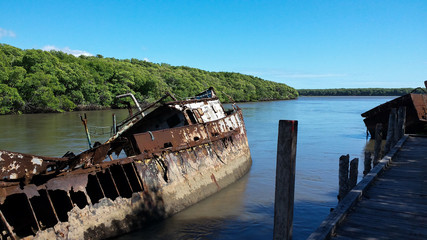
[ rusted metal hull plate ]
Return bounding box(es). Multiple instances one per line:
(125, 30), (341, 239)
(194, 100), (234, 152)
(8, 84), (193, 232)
(0, 112), (251, 239)
(133, 111), (243, 156)
(361, 93), (427, 138)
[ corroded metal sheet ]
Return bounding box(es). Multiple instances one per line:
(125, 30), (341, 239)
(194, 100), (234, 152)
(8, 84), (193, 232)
(0, 88), (252, 240)
(133, 111), (243, 156)
(0, 150), (66, 181)
(362, 93), (427, 138)
(411, 94), (427, 121)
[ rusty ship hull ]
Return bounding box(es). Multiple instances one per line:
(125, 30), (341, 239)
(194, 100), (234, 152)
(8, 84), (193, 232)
(361, 93), (427, 138)
(0, 88), (252, 239)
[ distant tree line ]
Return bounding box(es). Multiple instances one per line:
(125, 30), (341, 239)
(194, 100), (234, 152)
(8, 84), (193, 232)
(298, 88), (417, 96)
(0, 44), (298, 114)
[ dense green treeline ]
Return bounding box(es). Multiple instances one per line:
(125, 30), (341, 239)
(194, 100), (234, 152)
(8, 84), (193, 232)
(298, 88), (416, 96)
(0, 44), (298, 114)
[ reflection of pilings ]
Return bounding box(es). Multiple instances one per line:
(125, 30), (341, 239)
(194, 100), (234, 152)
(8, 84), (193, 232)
(131, 162), (143, 190)
(45, 189), (60, 223)
(120, 165), (134, 192)
(107, 168), (121, 196)
(0, 210), (16, 240)
(26, 195), (40, 231)
(95, 174), (106, 198)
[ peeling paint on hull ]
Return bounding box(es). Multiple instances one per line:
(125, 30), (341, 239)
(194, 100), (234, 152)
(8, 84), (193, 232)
(0, 88), (252, 239)
(34, 131), (251, 239)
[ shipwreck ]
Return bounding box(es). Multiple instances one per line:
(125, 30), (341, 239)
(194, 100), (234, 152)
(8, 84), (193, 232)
(361, 81), (427, 138)
(0, 88), (252, 239)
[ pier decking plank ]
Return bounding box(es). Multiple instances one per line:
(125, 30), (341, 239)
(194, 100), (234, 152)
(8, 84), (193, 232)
(331, 136), (427, 240)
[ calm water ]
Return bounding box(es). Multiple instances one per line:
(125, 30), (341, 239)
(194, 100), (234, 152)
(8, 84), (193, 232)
(0, 96), (393, 240)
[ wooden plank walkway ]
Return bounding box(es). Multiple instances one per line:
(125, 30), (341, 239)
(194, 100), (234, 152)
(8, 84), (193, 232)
(308, 135), (427, 240)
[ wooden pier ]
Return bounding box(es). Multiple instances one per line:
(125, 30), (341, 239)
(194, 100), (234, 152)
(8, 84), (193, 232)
(308, 135), (427, 240)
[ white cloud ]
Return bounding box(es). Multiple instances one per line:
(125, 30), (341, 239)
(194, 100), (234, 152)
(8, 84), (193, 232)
(143, 58), (150, 62)
(0, 28), (16, 39)
(42, 45), (93, 57)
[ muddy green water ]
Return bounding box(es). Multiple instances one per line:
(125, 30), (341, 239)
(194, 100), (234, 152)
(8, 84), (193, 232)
(0, 96), (394, 239)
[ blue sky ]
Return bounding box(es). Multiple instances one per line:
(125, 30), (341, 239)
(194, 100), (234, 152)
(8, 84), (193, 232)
(1, 0), (426, 89)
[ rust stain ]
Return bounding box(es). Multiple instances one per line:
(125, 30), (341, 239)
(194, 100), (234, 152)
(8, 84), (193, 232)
(210, 173), (220, 190)
(0, 87), (251, 239)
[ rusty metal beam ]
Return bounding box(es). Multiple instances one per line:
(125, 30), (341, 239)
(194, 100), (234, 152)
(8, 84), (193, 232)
(0, 210), (16, 240)
(67, 192), (74, 208)
(131, 162), (143, 191)
(95, 174), (106, 198)
(44, 189), (60, 223)
(26, 195), (40, 231)
(120, 165), (134, 193)
(107, 168), (121, 197)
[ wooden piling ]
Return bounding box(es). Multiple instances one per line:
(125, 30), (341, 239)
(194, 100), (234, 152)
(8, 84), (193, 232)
(338, 154), (349, 201)
(384, 108), (396, 154)
(273, 120), (298, 240)
(373, 123), (382, 165)
(363, 151), (371, 176)
(349, 158), (359, 189)
(396, 106), (406, 140)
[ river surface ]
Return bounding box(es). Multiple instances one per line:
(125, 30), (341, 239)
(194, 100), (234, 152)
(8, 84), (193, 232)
(0, 96), (394, 239)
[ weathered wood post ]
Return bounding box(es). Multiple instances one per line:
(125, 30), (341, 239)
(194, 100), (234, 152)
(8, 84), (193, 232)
(338, 154), (349, 201)
(349, 158), (359, 189)
(363, 151), (371, 176)
(384, 108), (397, 154)
(373, 123), (383, 165)
(397, 106), (406, 139)
(273, 120), (298, 240)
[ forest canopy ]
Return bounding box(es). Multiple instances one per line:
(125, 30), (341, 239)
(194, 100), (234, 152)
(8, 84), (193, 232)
(298, 88), (418, 96)
(0, 44), (298, 114)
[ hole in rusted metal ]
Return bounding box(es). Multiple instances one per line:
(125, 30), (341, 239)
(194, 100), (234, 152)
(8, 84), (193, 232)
(110, 165), (133, 198)
(193, 137), (200, 141)
(96, 171), (119, 200)
(164, 142), (173, 148)
(70, 190), (88, 209)
(123, 163), (143, 193)
(186, 110), (197, 124)
(30, 190), (58, 229)
(86, 174), (104, 204)
(1, 194), (38, 237)
(48, 190), (73, 222)
(166, 114), (181, 128)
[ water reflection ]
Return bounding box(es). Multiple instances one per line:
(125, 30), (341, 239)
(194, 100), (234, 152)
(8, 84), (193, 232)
(0, 96), (394, 239)
(0, 109), (130, 156)
(116, 174), (251, 240)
